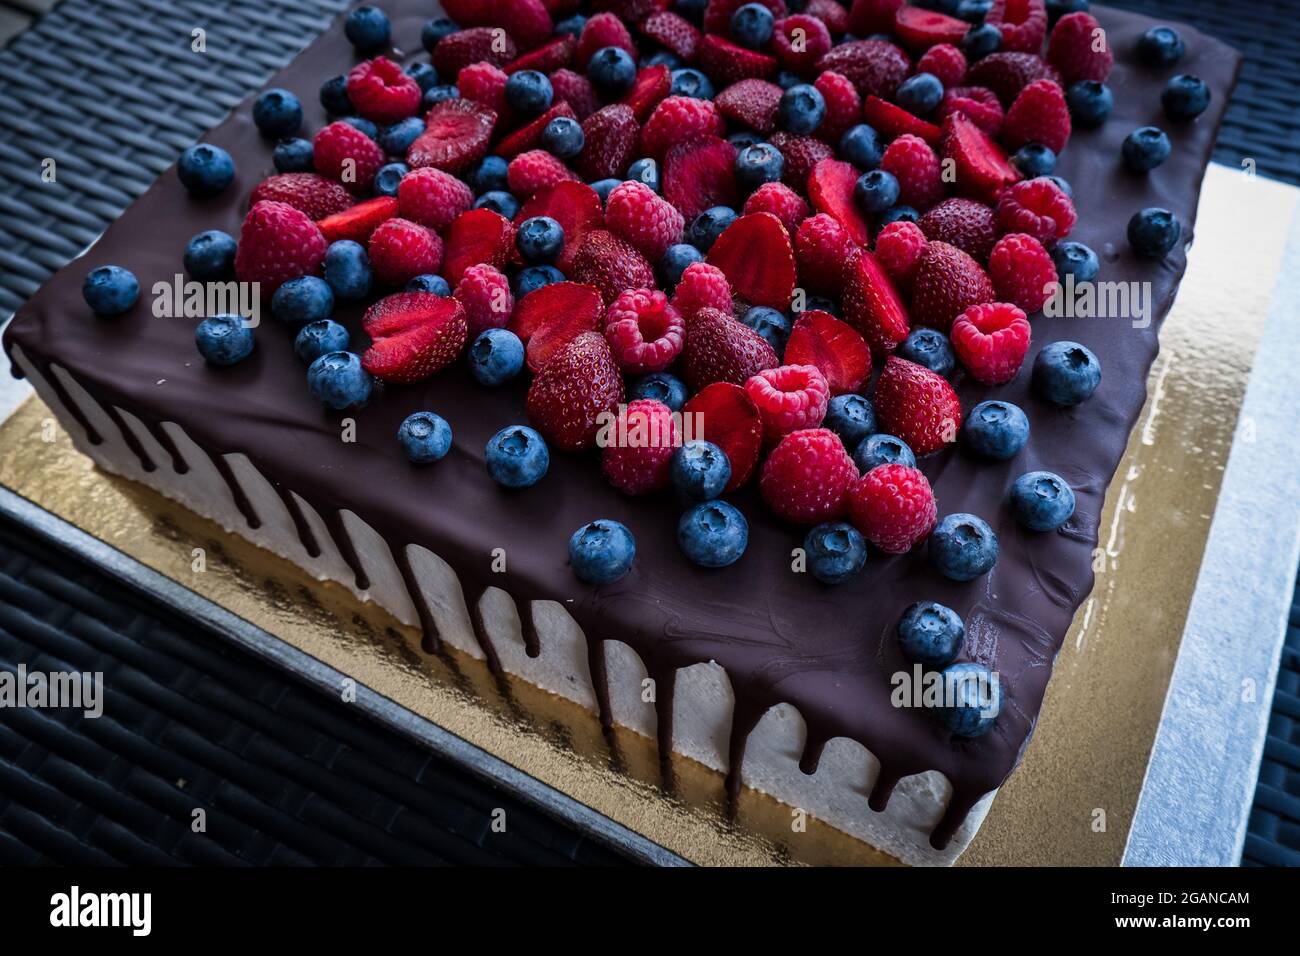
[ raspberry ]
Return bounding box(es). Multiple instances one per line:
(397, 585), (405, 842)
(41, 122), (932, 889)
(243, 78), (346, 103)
(313, 121), (385, 195)
(346, 56), (422, 124)
(773, 15), (833, 74)
(847, 463), (937, 554)
(940, 86), (1005, 136)
(742, 182), (810, 236)
(601, 399), (679, 496)
(640, 96), (725, 161)
(988, 0), (1049, 55)
(919, 198), (998, 263)
(1002, 79), (1071, 154)
(1047, 11), (1114, 85)
(951, 302), (1031, 384)
(605, 181), (685, 262)
(874, 220), (927, 287)
(506, 149), (578, 198)
(746, 364), (831, 443)
(996, 178), (1076, 246)
(880, 134), (944, 211)
(458, 61), (510, 115)
(549, 68), (598, 120)
(988, 233), (1056, 313)
(813, 70), (861, 146)
(794, 213), (855, 296)
(603, 289), (686, 374)
(769, 132), (835, 190)
(916, 44), (966, 88)
(397, 166), (474, 232)
(670, 262), (732, 318)
(234, 200), (328, 295)
(454, 263), (515, 337)
(576, 12), (636, 69)
(368, 218), (443, 286)
(249, 173), (353, 220)
(759, 428), (857, 525)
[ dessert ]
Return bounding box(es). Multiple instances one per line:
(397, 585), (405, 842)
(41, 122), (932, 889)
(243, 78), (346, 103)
(2, 2), (1240, 864)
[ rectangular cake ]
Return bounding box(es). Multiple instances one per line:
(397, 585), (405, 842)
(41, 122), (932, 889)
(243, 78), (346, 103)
(2, 1), (1240, 864)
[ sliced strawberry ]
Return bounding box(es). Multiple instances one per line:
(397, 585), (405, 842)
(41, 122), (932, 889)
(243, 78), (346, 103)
(622, 64), (672, 123)
(807, 158), (871, 247)
(408, 99), (497, 174)
(783, 311), (872, 394)
(663, 136), (739, 221)
(842, 247), (911, 356)
(681, 382), (764, 491)
(504, 35), (576, 74)
(639, 11), (700, 63)
(508, 281), (605, 372)
(715, 78), (783, 134)
(441, 208), (515, 285)
(706, 212), (796, 310)
(316, 196), (398, 243)
(941, 111), (1021, 202)
(361, 292), (468, 384)
(494, 101), (576, 158)
(861, 95), (942, 146)
(698, 34), (777, 84)
(525, 331), (625, 452)
(893, 5), (970, 52)
(514, 180), (603, 273)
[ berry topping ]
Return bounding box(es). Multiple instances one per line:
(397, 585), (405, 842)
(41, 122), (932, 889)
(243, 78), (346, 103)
(605, 180), (686, 262)
(313, 121), (386, 194)
(963, 399), (1030, 460)
(880, 134), (944, 212)
(361, 291), (468, 384)
(571, 229), (657, 304)
(861, 95), (943, 146)
(794, 213), (855, 296)
(569, 519), (637, 584)
(506, 149), (579, 198)
(941, 111), (1021, 203)
(874, 220), (928, 288)
(1002, 78), (1071, 154)
(742, 181), (808, 235)
(745, 364), (832, 443)
(641, 95), (727, 160)
(966, 52), (1061, 107)
(986, 0), (1049, 54)
(698, 34), (778, 85)
(872, 355), (962, 457)
(716, 78), (784, 133)
(485, 424), (550, 488)
(897, 601), (966, 668)
(671, 261), (734, 317)
(1032, 339), (1100, 406)
(678, 500), (750, 568)
(398, 411), (453, 465)
(1010, 470), (1077, 531)
(1127, 206), (1181, 259)
(575, 103), (640, 180)
(815, 39), (910, 99)
(601, 399), (680, 495)
(847, 463), (938, 554)
(433, 27), (518, 79)
(918, 197), (998, 263)
(807, 157), (871, 247)
(916, 43), (967, 87)
(397, 166), (474, 231)
(930, 513), (999, 581)
(940, 85), (1005, 136)
(681, 382), (764, 492)
(664, 136), (741, 222)
(761, 428), (858, 525)
(514, 179), (603, 272)
(441, 208), (516, 285)
(1047, 11), (1113, 85)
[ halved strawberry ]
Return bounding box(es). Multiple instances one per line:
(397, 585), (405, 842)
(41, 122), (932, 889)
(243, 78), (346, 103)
(698, 34), (777, 84)
(495, 101), (576, 158)
(316, 196), (398, 243)
(514, 180), (603, 273)
(706, 212), (796, 310)
(504, 35), (575, 74)
(807, 158), (871, 247)
(861, 95), (942, 146)
(893, 5), (970, 53)
(872, 356), (962, 457)
(508, 281), (605, 372)
(639, 11), (700, 63)
(663, 136), (739, 221)
(361, 292), (468, 384)
(842, 247), (911, 356)
(681, 381), (763, 491)
(441, 208), (515, 285)
(408, 99), (497, 174)
(715, 78), (783, 134)
(681, 307), (779, 393)
(941, 111), (1021, 202)
(622, 64), (672, 122)
(783, 311), (872, 394)
(525, 331), (625, 452)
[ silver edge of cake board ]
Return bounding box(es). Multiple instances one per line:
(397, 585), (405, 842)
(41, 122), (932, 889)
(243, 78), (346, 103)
(1123, 190), (1300, 867)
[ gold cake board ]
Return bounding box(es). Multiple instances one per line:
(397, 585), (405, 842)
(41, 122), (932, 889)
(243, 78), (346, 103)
(1, 165), (1294, 866)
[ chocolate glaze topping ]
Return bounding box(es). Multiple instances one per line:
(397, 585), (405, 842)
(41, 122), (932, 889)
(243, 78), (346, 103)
(3, 4), (1240, 848)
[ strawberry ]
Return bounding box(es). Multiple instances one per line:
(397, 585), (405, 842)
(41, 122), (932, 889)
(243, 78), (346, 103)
(842, 248), (910, 356)
(942, 111), (1021, 203)
(605, 180), (685, 262)
(509, 281), (605, 372)
(742, 182), (809, 236)
(397, 166), (474, 232)
(916, 44), (967, 88)
(347, 56), (422, 124)
(783, 311), (872, 395)
(919, 198), (999, 263)
(880, 134), (944, 211)
(663, 136), (739, 221)
(549, 68), (598, 119)
(995, 177), (1076, 245)
(575, 104), (639, 181)
(495, 102), (576, 159)
(772, 15), (832, 74)
(525, 331), (625, 452)
(893, 5), (969, 53)
(459, 61), (511, 116)
(368, 218), (443, 286)
(698, 34), (778, 84)
(861, 95), (942, 146)
(760, 428), (857, 525)
(745, 364), (831, 443)
(601, 400), (680, 495)
(576, 12), (636, 69)
(706, 212), (796, 310)
(1002, 79), (1071, 154)
(514, 179), (603, 273)
(250, 173), (353, 220)
(909, 240), (996, 332)
(570, 229), (656, 304)
(442, 0), (492, 26)
(847, 462), (937, 553)
(987, 232), (1056, 313)
(703, 0), (786, 35)
(506, 149), (578, 198)
(768, 132), (835, 189)
(847, 0), (904, 35)
(603, 289), (686, 374)
(408, 98), (497, 174)
(950, 302), (1031, 384)
(441, 208), (516, 285)
(313, 122), (385, 195)
(680, 382), (763, 491)
(871, 356), (961, 457)
(987, 0), (1048, 54)
(939, 86), (1005, 136)
(1047, 11), (1113, 85)
(622, 64), (672, 123)
(681, 306), (779, 392)
(807, 158), (870, 247)
(234, 200), (328, 295)
(813, 70), (861, 146)
(490, 0), (553, 52)
(317, 195), (398, 244)
(795, 213), (854, 295)
(873, 220), (927, 287)
(454, 263), (515, 337)
(361, 292), (468, 384)
(716, 78), (784, 134)
(639, 11), (700, 63)
(433, 27), (518, 79)
(671, 261), (732, 318)
(815, 39), (910, 99)
(966, 52), (1062, 107)
(641, 96), (726, 161)
(505, 35), (576, 75)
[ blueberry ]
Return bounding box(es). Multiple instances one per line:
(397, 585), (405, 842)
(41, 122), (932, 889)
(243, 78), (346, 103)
(1065, 80), (1112, 128)
(898, 328), (954, 377)
(516, 216), (564, 264)
(1010, 470), (1076, 532)
(183, 230), (237, 281)
(252, 88), (302, 138)
(957, 0), (995, 23)
(273, 137), (314, 172)
(671, 440), (732, 501)
(963, 400), (1029, 460)
(320, 75), (353, 115)
(322, 240), (372, 301)
(543, 116), (585, 159)
(626, 157), (660, 191)
(1051, 241), (1099, 283)
(471, 156), (510, 194)
(587, 47), (637, 98)
(374, 161), (408, 196)
(307, 351), (372, 410)
(407, 273), (451, 296)
(896, 72), (944, 116)
(776, 70), (802, 90)
(421, 17), (459, 52)
(659, 243), (703, 287)
(294, 319), (349, 363)
(678, 501), (749, 568)
(879, 205), (920, 226)
(398, 411), (453, 465)
(590, 178), (621, 203)
(341, 116), (378, 140)
(938, 662), (1001, 737)
(1045, 0), (1088, 25)
(630, 372), (688, 411)
(897, 601), (966, 667)
(82, 265), (139, 316)
(929, 513), (998, 582)
(1127, 207), (1181, 259)
(422, 85), (460, 108)
(468, 328), (526, 386)
(741, 306), (790, 355)
(1137, 25), (1184, 68)
(854, 169), (900, 214)
(824, 394), (877, 449)
(1162, 74), (1210, 121)
(345, 6), (390, 53)
(1043, 174), (1072, 198)
(853, 433), (915, 472)
(646, 50), (684, 70)
(513, 264), (565, 297)
(486, 425), (550, 488)
(474, 190), (520, 219)
(962, 23), (1002, 60)
(804, 522), (868, 585)
(735, 142), (785, 190)
(1012, 142), (1056, 177)
(1032, 340), (1101, 406)
(1121, 126), (1171, 173)
(406, 61), (440, 94)
(271, 275), (334, 326)
(504, 69), (553, 117)
(670, 67), (714, 100)
(688, 206), (737, 251)
(569, 520), (637, 585)
(728, 130), (762, 151)
(379, 117), (425, 155)
(195, 314), (254, 366)
(730, 2), (775, 48)
(176, 143), (235, 197)
(554, 14), (587, 37)
(778, 84), (826, 135)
